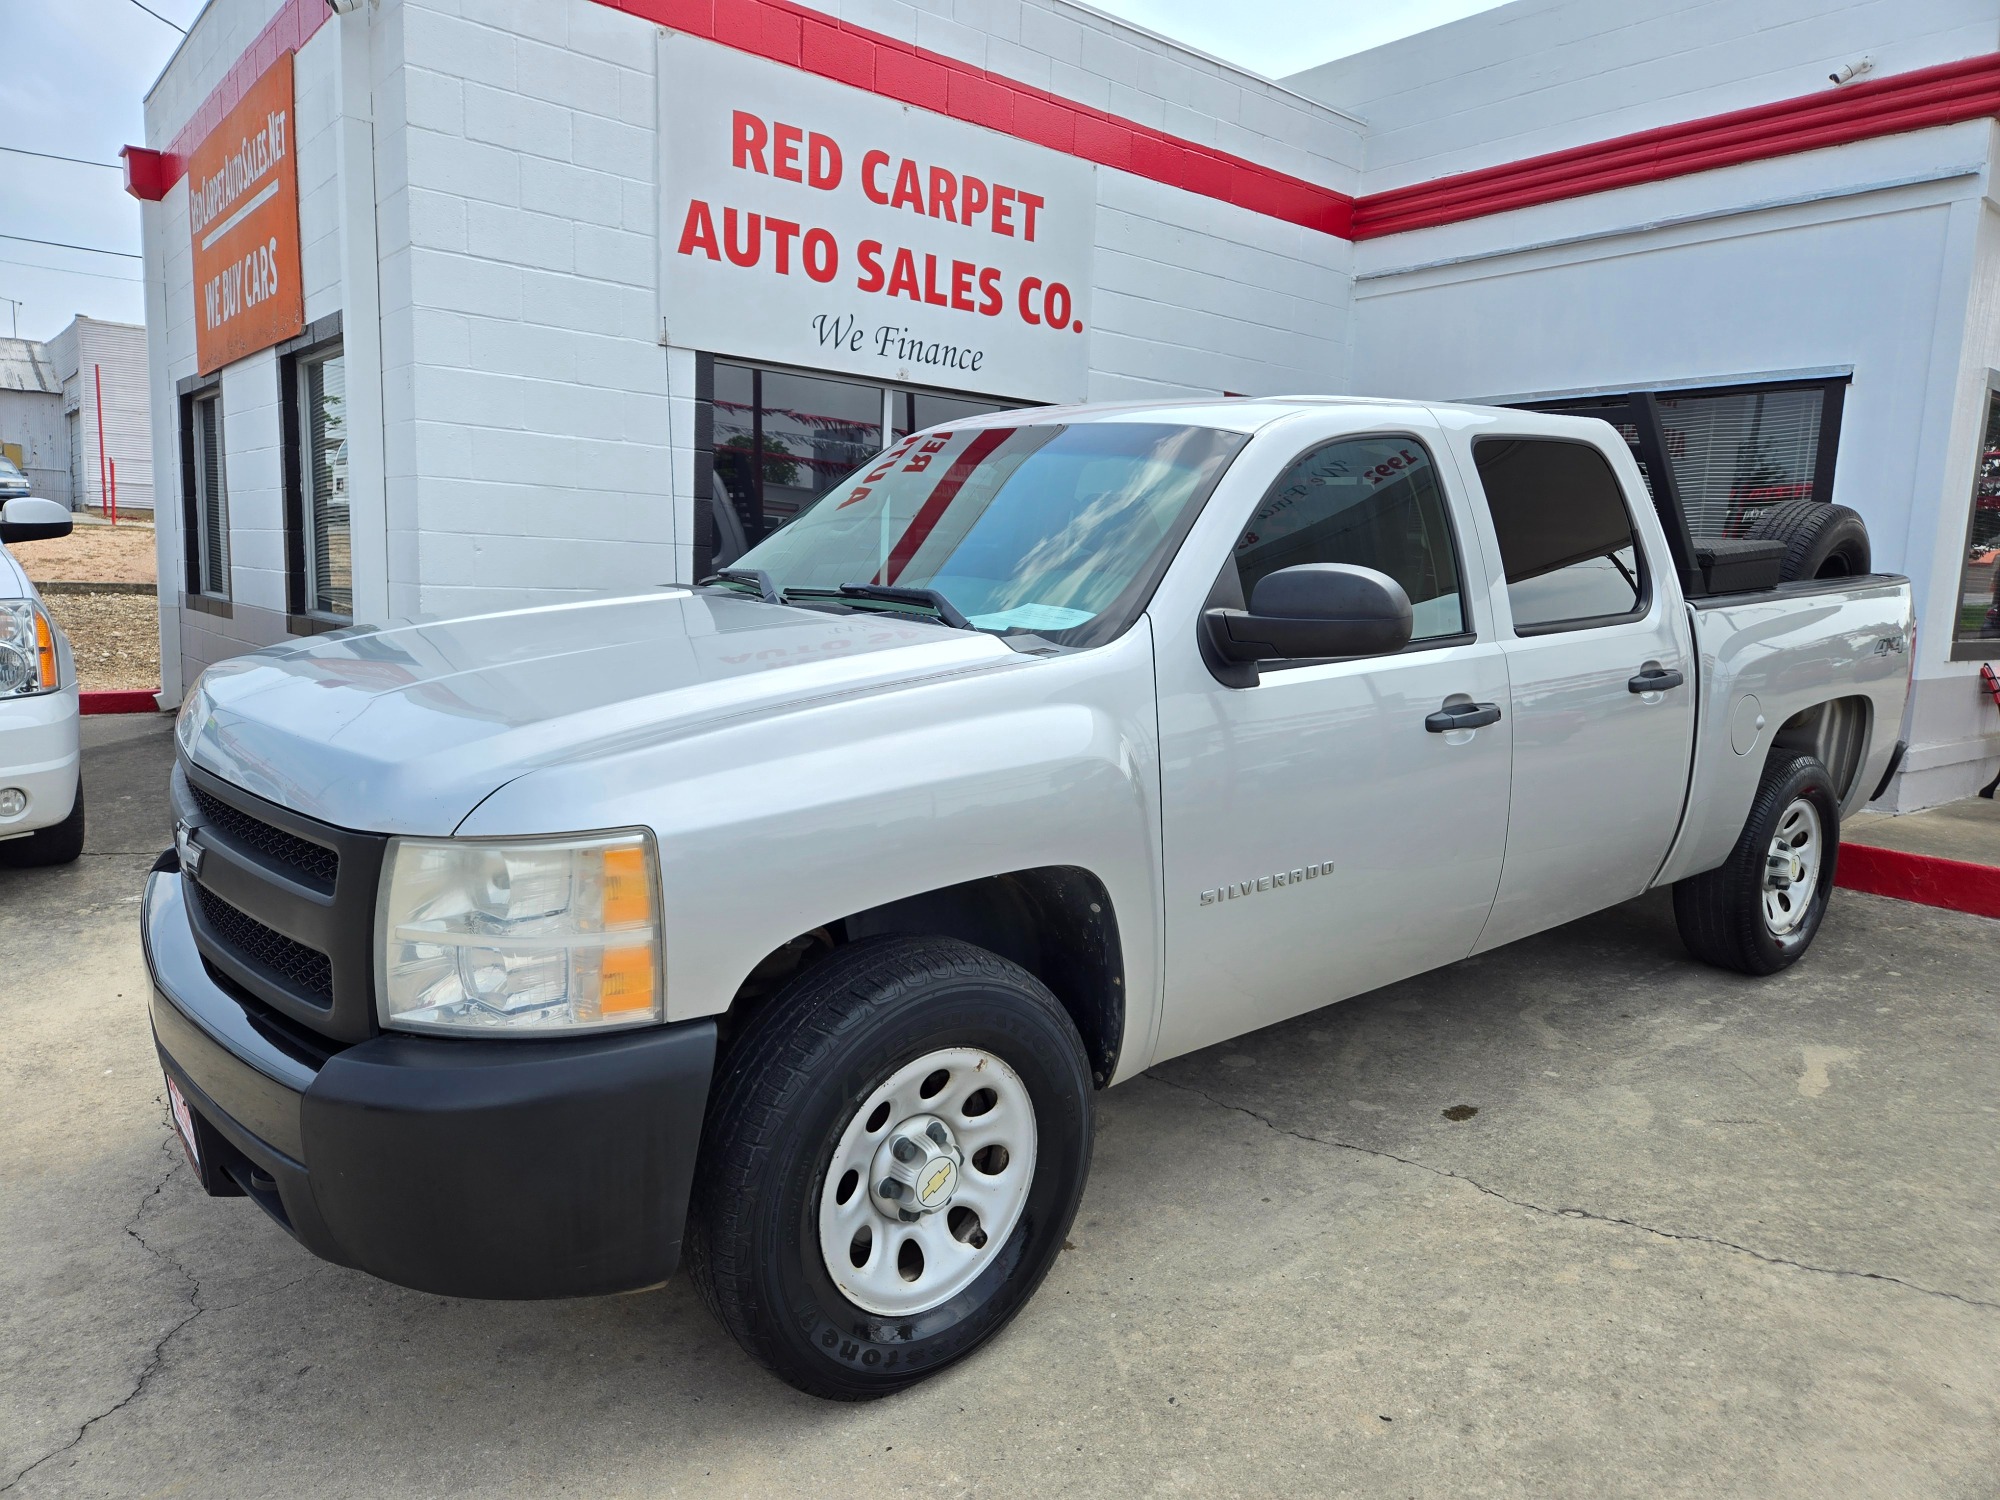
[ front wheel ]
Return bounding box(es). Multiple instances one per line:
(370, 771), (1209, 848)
(684, 936), (1094, 1399)
(1674, 753), (1839, 975)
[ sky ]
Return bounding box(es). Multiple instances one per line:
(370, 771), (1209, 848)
(0, 0), (1509, 345)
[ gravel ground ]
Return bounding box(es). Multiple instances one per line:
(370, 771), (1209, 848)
(40, 592), (161, 692)
(8, 521), (157, 584)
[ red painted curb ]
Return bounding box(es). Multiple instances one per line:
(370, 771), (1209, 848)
(1836, 840), (2000, 921)
(80, 689), (163, 716)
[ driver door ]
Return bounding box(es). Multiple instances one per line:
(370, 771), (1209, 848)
(1153, 419), (1513, 1062)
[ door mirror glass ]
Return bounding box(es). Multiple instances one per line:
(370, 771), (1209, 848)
(1205, 563), (1414, 663)
(0, 496), (72, 545)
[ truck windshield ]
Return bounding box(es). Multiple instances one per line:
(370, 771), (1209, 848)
(727, 422), (1248, 647)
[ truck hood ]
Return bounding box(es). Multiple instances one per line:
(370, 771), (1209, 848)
(180, 591), (1016, 834)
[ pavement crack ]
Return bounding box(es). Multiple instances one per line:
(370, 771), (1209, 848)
(1145, 1071), (1999, 1313)
(0, 1134), (205, 1494)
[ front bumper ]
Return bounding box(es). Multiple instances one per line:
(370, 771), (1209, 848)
(0, 685), (80, 837)
(142, 866), (717, 1299)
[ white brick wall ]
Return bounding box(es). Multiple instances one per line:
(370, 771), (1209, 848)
(384, 0), (677, 619)
(1088, 173), (1347, 401)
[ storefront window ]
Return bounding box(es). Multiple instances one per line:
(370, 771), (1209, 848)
(699, 358), (1019, 574)
(892, 391), (1009, 441)
(1954, 388), (2000, 649)
(297, 346), (350, 619)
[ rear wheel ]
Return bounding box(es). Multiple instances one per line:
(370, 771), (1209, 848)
(1673, 754), (1838, 975)
(685, 936), (1094, 1399)
(0, 781), (85, 867)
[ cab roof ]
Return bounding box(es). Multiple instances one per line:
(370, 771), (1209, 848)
(948, 394), (1529, 435)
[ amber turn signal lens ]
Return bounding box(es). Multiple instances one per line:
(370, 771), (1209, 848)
(34, 609), (55, 688)
(599, 945), (656, 1016)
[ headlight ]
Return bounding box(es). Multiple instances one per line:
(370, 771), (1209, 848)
(0, 600), (58, 696)
(376, 831), (663, 1035)
(175, 677), (209, 756)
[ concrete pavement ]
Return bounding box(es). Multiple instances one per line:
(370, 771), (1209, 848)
(2, 716), (1995, 1497)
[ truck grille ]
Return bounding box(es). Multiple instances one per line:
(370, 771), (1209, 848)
(189, 782), (339, 892)
(194, 882), (334, 1002)
(174, 758), (389, 1044)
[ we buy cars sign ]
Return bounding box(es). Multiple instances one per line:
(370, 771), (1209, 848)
(188, 51), (303, 375)
(659, 34), (1095, 403)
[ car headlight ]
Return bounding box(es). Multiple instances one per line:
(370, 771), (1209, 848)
(175, 677), (209, 756)
(0, 600), (58, 696)
(376, 831), (664, 1035)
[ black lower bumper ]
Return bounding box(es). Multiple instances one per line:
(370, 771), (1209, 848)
(142, 869), (716, 1299)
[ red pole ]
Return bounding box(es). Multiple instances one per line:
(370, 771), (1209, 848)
(109, 458), (118, 526)
(93, 363), (107, 519)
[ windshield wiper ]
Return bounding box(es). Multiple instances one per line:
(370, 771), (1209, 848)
(700, 567), (782, 603)
(783, 582), (974, 630)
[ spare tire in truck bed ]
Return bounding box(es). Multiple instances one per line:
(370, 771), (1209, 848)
(1743, 499), (1871, 581)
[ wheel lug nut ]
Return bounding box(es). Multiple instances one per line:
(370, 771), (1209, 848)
(899, 1209), (920, 1223)
(879, 1178), (903, 1200)
(892, 1137), (923, 1163)
(925, 1121), (950, 1146)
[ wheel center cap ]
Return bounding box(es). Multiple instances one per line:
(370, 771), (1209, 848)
(869, 1113), (964, 1220)
(916, 1156), (958, 1207)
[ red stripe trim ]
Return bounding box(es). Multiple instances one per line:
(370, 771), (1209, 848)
(609, 0), (1354, 236)
(80, 689), (163, 716)
(130, 0), (2000, 246)
(1352, 52), (2000, 238)
(880, 427), (1014, 584)
(1836, 840), (2000, 921)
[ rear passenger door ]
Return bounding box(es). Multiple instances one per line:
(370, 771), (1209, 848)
(1437, 416), (1697, 951)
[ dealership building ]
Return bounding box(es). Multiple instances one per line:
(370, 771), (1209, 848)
(129, 0), (2000, 807)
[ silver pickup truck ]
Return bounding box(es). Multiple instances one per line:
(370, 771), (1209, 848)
(146, 397), (1913, 1398)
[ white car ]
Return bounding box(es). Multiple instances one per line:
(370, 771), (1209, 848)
(0, 497), (83, 866)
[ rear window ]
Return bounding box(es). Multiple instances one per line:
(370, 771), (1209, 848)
(1473, 438), (1644, 631)
(733, 422), (1247, 647)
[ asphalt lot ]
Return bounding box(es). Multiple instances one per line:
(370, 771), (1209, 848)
(2, 715), (1996, 1498)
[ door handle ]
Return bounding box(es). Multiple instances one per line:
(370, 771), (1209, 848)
(1628, 666), (1685, 694)
(1425, 701), (1503, 733)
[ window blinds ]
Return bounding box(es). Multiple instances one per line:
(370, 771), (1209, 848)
(303, 351), (351, 617)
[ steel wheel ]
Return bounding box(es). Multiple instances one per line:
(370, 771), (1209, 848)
(817, 1046), (1038, 1318)
(1761, 796), (1822, 935)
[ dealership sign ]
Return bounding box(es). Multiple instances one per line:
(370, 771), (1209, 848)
(187, 51), (303, 375)
(658, 34), (1095, 403)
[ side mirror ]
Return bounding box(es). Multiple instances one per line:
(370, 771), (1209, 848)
(1203, 563), (1414, 664)
(0, 497), (73, 545)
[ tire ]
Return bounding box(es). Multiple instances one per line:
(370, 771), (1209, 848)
(684, 935), (1094, 1400)
(1673, 754), (1838, 975)
(1743, 499), (1870, 581)
(0, 782), (85, 868)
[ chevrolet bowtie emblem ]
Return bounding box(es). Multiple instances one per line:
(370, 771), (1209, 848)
(174, 821), (204, 877)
